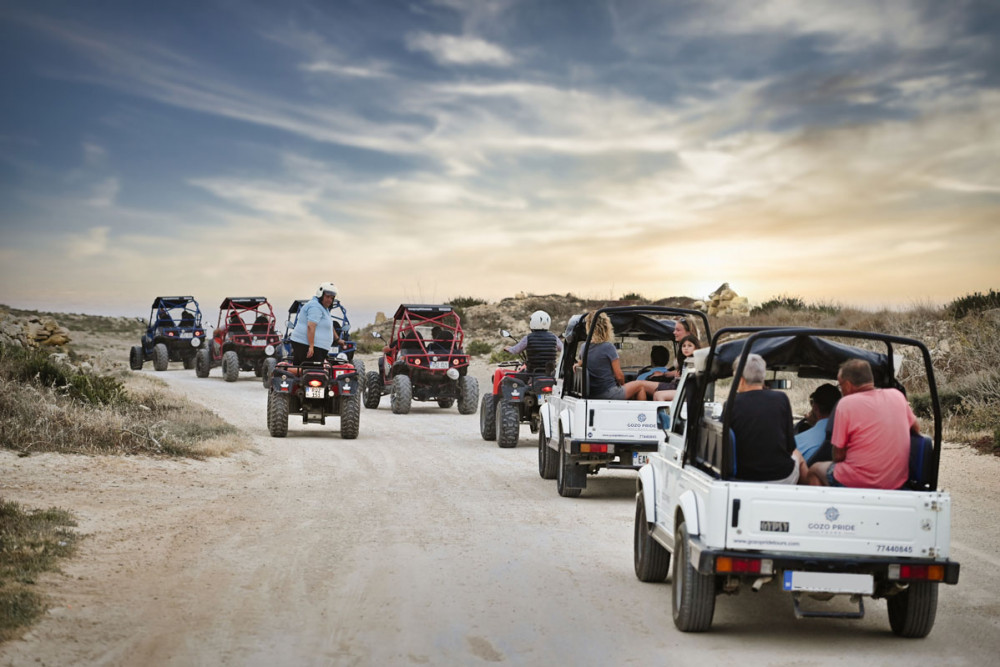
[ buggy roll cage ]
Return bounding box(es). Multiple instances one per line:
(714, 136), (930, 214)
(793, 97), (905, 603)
(287, 298), (353, 340)
(560, 306), (711, 397)
(389, 304), (466, 355)
(148, 296), (203, 329)
(691, 326), (942, 488)
(216, 297), (278, 338)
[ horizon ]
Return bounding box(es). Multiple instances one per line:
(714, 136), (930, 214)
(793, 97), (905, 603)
(2, 1), (998, 322)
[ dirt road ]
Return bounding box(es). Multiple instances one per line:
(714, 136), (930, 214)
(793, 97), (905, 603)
(2, 358), (999, 665)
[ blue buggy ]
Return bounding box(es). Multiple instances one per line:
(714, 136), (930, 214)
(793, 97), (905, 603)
(129, 296), (207, 371)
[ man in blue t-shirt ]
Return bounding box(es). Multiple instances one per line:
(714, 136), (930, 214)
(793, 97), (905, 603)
(290, 282), (342, 364)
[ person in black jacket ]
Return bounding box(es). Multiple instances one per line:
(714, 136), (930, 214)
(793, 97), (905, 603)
(729, 354), (807, 483)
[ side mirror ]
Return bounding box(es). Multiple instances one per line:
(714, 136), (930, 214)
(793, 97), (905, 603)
(501, 329), (511, 338)
(372, 332), (383, 340)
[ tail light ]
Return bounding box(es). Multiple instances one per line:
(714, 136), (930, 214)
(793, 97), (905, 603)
(715, 557), (773, 575)
(167, 332), (175, 337)
(889, 564), (945, 581)
(580, 443), (608, 453)
(308, 379), (323, 387)
(540, 385), (552, 393)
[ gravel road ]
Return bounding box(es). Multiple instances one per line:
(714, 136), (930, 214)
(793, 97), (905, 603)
(2, 357), (999, 666)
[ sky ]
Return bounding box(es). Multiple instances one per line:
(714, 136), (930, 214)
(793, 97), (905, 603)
(1, 0), (998, 326)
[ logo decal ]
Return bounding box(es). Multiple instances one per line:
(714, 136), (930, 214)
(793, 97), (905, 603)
(637, 413), (647, 423)
(825, 507), (840, 522)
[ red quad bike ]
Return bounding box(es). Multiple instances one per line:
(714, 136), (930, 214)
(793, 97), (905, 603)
(363, 304), (479, 414)
(195, 297), (280, 382)
(266, 357), (360, 439)
(480, 329), (556, 448)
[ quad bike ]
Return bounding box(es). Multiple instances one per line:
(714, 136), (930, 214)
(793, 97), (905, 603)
(195, 297), (280, 382)
(363, 304), (478, 415)
(480, 330), (556, 448)
(264, 299), (365, 387)
(129, 296), (206, 371)
(266, 356), (361, 439)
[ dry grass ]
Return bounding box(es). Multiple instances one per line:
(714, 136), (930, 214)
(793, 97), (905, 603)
(0, 499), (81, 642)
(0, 344), (251, 458)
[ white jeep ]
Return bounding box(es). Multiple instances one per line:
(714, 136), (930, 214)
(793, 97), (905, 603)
(634, 327), (959, 637)
(538, 307), (709, 497)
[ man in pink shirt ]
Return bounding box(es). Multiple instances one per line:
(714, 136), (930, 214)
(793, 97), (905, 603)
(807, 359), (920, 489)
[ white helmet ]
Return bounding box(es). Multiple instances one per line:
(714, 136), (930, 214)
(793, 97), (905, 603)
(529, 310), (551, 331)
(315, 282), (338, 299)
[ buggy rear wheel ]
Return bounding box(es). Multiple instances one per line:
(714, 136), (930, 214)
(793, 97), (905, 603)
(538, 425), (557, 479)
(480, 394), (496, 440)
(496, 399), (519, 448)
(262, 357), (277, 387)
(129, 346), (144, 371)
(363, 371), (382, 409)
(267, 391), (289, 437)
(153, 343), (169, 371)
(352, 359), (366, 390)
(340, 392), (361, 440)
(391, 375), (412, 414)
(457, 375), (479, 415)
(195, 348), (211, 378)
(222, 350), (240, 382)
(182, 354), (196, 370)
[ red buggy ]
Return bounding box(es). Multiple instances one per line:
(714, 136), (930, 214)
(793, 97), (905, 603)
(195, 297), (280, 382)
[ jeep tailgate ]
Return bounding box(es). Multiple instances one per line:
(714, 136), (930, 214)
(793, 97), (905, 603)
(725, 484), (951, 559)
(585, 399), (665, 443)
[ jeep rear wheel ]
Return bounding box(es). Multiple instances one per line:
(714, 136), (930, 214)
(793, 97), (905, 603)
(267, 391), (289, 437)
(480, 394), (496, 440)
(222, 350), (240, 382)
(888, 581), (938, 638)
(129, 346), (144, 371)
(262, 357), (277, 387)
(556, 430), (582, 498)
(437, 398), (455, 409)
(153, 343), (169, 371)
(496, 399), (519, 448)
(195, 348), (211, 378)
(340, 392), (361, 440)
(672, 520), (716, 632)
(634, 490), (670, 582)
(538, 426), (557, 479)
(391, 375), (412, 414)
(457, 375), (478, 415)
(363, 371), (382, 409)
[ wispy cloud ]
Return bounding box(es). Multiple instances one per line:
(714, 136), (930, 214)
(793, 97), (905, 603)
(298, 61), (392, 79)
(405, 31), (514, 66)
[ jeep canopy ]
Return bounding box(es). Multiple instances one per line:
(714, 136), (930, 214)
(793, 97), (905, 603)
(562, 306), (709, 345)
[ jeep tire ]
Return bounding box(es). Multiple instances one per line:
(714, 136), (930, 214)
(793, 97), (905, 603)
(391, 375), (412, 414)
(634, 490), (670, 582)
(888, 581), (938, 638)
(195, 347), (211, 378)
(129, 346), (144, 371)
(672, 520), (716, 632)
(538, 427), (557, 479)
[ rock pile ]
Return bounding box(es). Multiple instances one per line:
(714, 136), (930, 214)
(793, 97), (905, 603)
(695, 283), (750, 317)
(0, 308), (72, 349)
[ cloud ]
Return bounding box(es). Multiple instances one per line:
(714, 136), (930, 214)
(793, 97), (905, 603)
(87, 177), (119, 207)
(67, 225), (110, 258)
(299, 61), (391, 79)
(405, 31), (514, 66)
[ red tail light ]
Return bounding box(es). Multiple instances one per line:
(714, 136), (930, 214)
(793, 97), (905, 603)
(308, 380), (323, 387)
(540, 386), (552, 393)
(715, 557), (763, 574)
(897, 565), (944, 581)
(580, 443), (607, 453)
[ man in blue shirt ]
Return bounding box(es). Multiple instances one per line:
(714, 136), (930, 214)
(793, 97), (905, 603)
(794, 383), (840, 463)
(290, 282), (341, 364)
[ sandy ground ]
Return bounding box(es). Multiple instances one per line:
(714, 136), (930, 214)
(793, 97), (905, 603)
(2, 354), (1000, 666)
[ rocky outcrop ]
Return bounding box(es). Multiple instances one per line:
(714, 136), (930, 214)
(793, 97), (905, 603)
(701, 283), (750, 317)
(0, 308), (72, 349)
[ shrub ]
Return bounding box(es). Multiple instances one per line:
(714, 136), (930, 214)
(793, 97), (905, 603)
(0, 344), (126, 406)
(489, 349), (518, 364)
(465, 340), (492, 356)
(620, 292), (644, 302)
(947, 289), (1000, 319)
(448, 296), (487, 309)
(750, 295), (839, 317)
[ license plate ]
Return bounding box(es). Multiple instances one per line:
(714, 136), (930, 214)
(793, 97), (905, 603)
(305, 387), (325, 399)
(253, 338), (265, 346)
(430, 361), (449, 369)
(633, 452), (649, 466)
(782, 571), (873, 595)
(180, 332), (192, 338)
